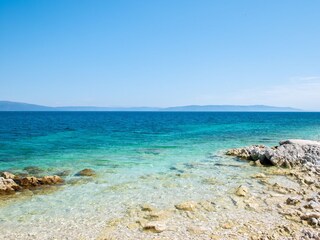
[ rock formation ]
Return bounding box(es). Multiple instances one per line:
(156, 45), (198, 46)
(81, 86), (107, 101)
(0, 172), (63, 195)
(226, 139), (320, 168)
(227, 139), (320, 230)
(0, 177), (21, 193)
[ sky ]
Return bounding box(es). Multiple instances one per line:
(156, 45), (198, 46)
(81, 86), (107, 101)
(0, 0), (320, 110)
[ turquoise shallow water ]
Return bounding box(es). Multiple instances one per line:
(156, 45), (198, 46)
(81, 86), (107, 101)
(0, 112), (320, 239)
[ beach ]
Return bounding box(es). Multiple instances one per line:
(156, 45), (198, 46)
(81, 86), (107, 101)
(0, 112), (320, 239)
(2, 0), (320, 238)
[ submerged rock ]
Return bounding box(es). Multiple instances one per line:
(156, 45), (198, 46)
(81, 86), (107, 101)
(143, 221), (167, 233)
(235, 185), (249, 197)
(75, 168), (96, 177)
(175, 201), (197, 211)
(145, 210), (171, 221)
(39, 175), (63, 185)
(141, 204), (156, 212)
(251, 173), (267, 179)
(202, 177), (218, 185)
(54, 170), (71, 177)
(67, 177), (93, 185)
(23, 166), (43, 175)
(198, 200), (216, 212)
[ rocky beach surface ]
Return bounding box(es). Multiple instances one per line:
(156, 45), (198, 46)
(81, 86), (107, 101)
(95, 139), (320, 240)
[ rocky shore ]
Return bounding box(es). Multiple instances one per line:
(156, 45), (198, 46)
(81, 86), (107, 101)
(225, 139), (320, 238)
(0, 172), (64, 195)
(226, 139), (320, 168)
(95, 139), (320, 239)
(0, 168), (100, 198)
(1, 140), (320, 239)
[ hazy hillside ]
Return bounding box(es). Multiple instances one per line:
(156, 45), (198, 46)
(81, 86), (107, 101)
(164, 105), (300, 112)
(0, 101), (300, 112)
(0, 101), (53, 111)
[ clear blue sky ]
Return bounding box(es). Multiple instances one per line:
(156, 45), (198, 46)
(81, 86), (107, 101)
(1, 0), (320, 110)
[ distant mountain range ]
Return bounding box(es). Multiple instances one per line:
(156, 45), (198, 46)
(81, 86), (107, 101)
(0, 101), (301, 112)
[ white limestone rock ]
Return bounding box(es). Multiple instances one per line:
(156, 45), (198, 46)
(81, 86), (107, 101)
(226, 139), (320, 168)
(0, 177), (21, 193)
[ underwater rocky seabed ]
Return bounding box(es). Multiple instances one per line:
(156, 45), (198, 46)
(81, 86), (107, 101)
(0, 112), (320, 239)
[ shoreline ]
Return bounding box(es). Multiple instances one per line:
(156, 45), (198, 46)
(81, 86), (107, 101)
(0, 139), (319, 239)
(94, 140), (320, 240)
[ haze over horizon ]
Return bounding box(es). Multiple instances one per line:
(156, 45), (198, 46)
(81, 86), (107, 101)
(1, 1), (320, 110)
(0, 100), (302, 112)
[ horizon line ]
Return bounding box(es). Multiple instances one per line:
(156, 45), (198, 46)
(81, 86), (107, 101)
(5, 100), (320, 112)
(0, 100), (301, 110)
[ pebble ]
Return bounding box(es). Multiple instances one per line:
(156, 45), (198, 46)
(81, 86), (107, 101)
(175, 201), (197, 211)
(143, 221), (167, 233)
(235, 185), (249, 197)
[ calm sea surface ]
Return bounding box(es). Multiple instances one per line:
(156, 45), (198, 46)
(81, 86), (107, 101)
(0, 112), (320, 238)
(1, 112), (320, 171)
